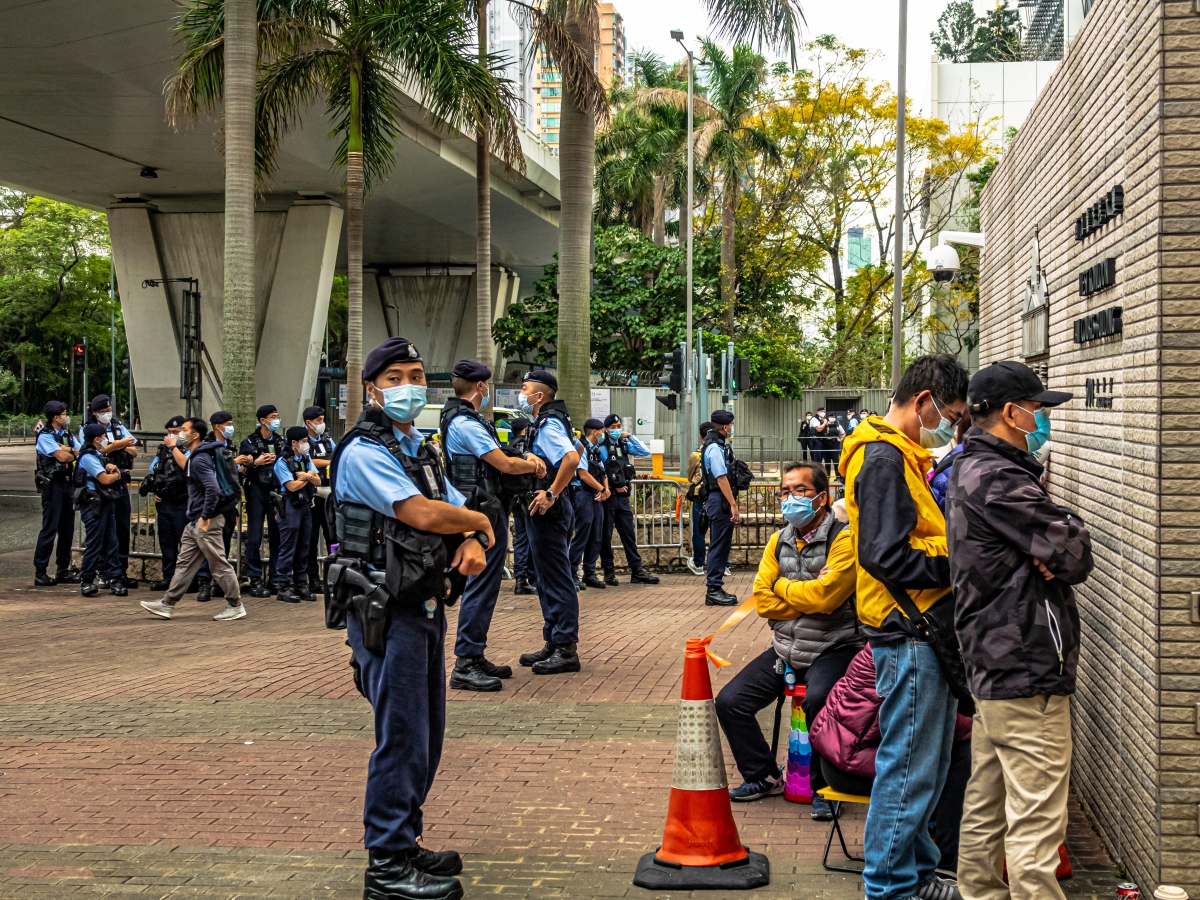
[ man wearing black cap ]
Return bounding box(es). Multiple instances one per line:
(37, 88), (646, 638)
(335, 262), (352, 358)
(947, 361), (1094, 900)
(328, 336), (493, 900)
(273, 425), (322, 602)
(570, 418), (610, 590)
(144, 416), (191, 591)
(508, 417), (537, 595)
(240, 404), (285, 597)
(598, 414), (660, 585)
(440, 359), (543, 692)
(80, 395), (139, 588)
(75, 422), (128, 596)
(304, 405), (337, 593)
(702, 409), (741, 605)
(517, 369), (583, 674)
(33, 400), (79, 586)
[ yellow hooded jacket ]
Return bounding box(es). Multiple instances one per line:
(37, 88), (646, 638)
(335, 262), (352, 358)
(837, 416), (951, 629)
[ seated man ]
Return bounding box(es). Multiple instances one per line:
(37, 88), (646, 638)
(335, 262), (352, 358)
(714, 461), (863, 820)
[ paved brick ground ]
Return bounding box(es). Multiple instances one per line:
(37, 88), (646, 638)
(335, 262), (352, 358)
(0, 571), (1120, 898)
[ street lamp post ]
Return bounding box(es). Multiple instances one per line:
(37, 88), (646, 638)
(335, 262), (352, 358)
(672, 29), (694, 475)
(891, 0), (908, 391)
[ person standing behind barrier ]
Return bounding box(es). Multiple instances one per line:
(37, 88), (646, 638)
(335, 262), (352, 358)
(825, 412), (847, 479)
(33, 400), (79, 586)
(304, 405), (337, 594)
(517, 371), (583, 675)
(686, 422), (713, 576)
(240, 405), (285, 598)
(75, 423), (127, 597)
(571, 418), (610, 591)
(273, 425), (321, 603)
(797, 413), (812, 462)
(702, 410), (740, 606)
(598, 414), (660, 586)
(508, 417), (537, 596)
(808, 407), (828, 467)
(140, 416), (246, 622)
(79, 395), (139, 589)
(195, 410), (250, 602)
(145, 416), (191, 591)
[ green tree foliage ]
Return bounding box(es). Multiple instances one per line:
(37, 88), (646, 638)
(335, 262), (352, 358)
(932, 1), (980, 63)
(0, 191), (128, 417)
(932, 0), (1022, 63)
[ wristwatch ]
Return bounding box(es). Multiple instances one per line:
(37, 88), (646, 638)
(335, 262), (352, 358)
(470, 530), (491, 550)
(544, 489), (556, 503)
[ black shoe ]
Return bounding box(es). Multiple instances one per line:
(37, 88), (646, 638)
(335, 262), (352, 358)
(34, 572), (56, 587)
(276, 585), (301, 603)
(109, 584), (128, 598)
(583, 575), (606, 589)
(122, 576), (139, 589)
(365, 850), (464, 900)
(196, 581), (213, 603)
(97, 577), (110, 589)
(574, 577), (587, 591)
(149, 580), (169, 592)
(519, 641), (555, 667)
(56, 570), (80, 584)
(248, 579), (272, 599)
(408, 845), (463, 877)
(705, 587), (738, 606)
(630, 569), (660, 584)
(477, 656), (512, 679)
(295, 583), (315, 602)
(212, 583), (225, 598)
(513, 577), (537, 595)
(309, 580), (325, 596)
(81, 581), (98, 597)
(603, 572), (619, 586)
(268, 579), (283, 595)
(449, 657), (503, 692)
(531, 643), (582, 675)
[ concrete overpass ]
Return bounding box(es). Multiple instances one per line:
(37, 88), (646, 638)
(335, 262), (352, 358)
(0, 0), (561, 427)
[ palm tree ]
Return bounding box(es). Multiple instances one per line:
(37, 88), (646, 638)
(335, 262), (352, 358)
(168, 0), (522, 420)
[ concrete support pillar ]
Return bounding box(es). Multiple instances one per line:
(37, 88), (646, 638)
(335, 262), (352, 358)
(361, 268), (390, 354)
(453, 266), (511, 367)
(377, 273), (473, 374)
(254, 199), (343, 424)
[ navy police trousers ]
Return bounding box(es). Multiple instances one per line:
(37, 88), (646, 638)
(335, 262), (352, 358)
(454, 507), (510, 658)
(528, 499), (578, 645)
(705, 491), (734, 589)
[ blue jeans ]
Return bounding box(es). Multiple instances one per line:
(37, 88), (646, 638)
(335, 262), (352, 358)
(863, 640), (958, 900)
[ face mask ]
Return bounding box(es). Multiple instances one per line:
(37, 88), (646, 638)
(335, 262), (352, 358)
(266, 419), (281, 432)
(296, 441), (311, 456)
(312, 422), (326, 436)
(97, 412), (113, 425)
(918, 397), (957, 449)
(1012, 405), (1051, 455)
(728, 426), (735, 436)
(377, 383), (427, 424)
(99, 437), (110, 449)
(517, 392), (536, 415)
(608, 429), (622, 441)
(222, 424), (235, 439)
(59, 416), (70, 430)
(479, 391), (490, 410)
(781, 495), (821, 529)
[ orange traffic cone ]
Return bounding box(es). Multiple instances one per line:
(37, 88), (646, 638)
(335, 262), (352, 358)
(633, 637), (770, 890)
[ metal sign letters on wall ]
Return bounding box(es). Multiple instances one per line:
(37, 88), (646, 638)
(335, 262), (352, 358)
(1075, 185), (1124, 241)
(1078, 257), (1117, 297)
(1085, 377), (1115, 408)
(1073, 306), (1123, 343)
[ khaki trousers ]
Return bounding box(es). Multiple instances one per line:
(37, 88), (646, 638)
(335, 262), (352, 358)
(957, 695), (1072, 900)
(163, 513), (241, 604)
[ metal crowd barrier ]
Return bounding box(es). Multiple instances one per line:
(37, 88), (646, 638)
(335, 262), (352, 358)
(629, 478), (688, 567)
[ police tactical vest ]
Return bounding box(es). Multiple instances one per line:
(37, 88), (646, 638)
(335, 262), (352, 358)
(73, 446), (124, 507)
(245, 431), (285, 486)
(35, 430), (73, 490)
(91, 417), (134, 471)
(311, 434), (336, 486)
(577, 440), (605, 493)
(280, 450), (317, 507)
(150, 444), (188, 500)
(439, 398), (502, 495)
(527, 400), (574, 491)
(701, 431), (753, 496)
(602, 434), (637, 489)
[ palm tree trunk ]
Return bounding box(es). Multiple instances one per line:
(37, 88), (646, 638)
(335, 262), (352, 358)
(556, 3), (597, 419)
(222, 0), (257, 430)
(346, 152), (364, 420)
(476, 0), (493, 368)
(721, 177), (737, 337)
(652, 175), (666, 246)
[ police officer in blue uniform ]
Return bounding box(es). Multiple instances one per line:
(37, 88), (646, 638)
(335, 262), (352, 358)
(240, 405), (285, 597)
(517, 370), (584, 675)
(327, 337), (492, 900)
(304, 405), (337, 593)
(144, 416), (191, 591)
(79, 395), (139, 588)
(441, 358), (542, 692)
(75, 422), (128, 597)
(508, 417), (537, 596)
(598, 414), (661, 586)
(702, 409), (740, 606)
(195, 410), (250, 602)
(33, 400), (79, 586)
(570, 418), (609, 590)
(274, 425), (321, 603)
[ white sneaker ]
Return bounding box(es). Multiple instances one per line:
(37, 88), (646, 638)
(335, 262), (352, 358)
(725, 566), (733, 577)
(687, 559), (705, 576)
(140, 599), (174, 619)
(214, 603), (247, 622)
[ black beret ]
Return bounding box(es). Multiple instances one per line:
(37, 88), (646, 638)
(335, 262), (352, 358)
(209, 410), (233, 425)
(364, 337), (423, 381)
(44, 400), (67, 417)
(711, 409), (734, 424)
(511, 417), (531, 431)
(164, 415), (186, 429)
(583, 418), (605, 431)
(303, 405), (324, 421)
(602, 414), (622, 428)
(523, 370), (558, 390)
(83, 422), (108, 442)
(90, 395), (112, 412)
(256, 404), (278, 420)
(452, 359), (492, 381)
(286, 425), (309, 443)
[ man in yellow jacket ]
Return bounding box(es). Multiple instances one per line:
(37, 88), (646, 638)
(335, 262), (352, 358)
(839, 353), (969, 900)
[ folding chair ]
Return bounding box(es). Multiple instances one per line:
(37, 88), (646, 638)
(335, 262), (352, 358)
(816, 786), (869, 874)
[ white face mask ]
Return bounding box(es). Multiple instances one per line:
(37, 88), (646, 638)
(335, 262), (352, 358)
(296, 441), (311, 456)
(96, 412), (113, 425)
(312, 422), (326, 436)
(222, 424), (235, 439)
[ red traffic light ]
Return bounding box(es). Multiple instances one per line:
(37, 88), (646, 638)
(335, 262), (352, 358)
(73, 345), (84, 354)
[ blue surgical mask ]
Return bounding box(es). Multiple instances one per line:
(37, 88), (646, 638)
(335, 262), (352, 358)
(919, 397), (957, 449)
(781, 495), (820, 529)
(1013, 405), (1051, 455)
(608, 429), (622, 441)
(376, 383), (427, 424)
(479, 391), (490, 410)
(517, 392), (535, 415)
(222, 424), (235, 439)
(266, 419), (281, 432)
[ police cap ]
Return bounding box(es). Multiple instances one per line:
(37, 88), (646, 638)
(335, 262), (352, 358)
(210, 410), (233, 425)
(82, 423), (108, 443)
(968, 360), (1074, 413)
(711, 410), (734, 425)
(602, 414), (621, 428)
(452, 359), (491, 382)
(44, 400), (67, 417)
(91, 394), (112, 412)
(364, 337), (423, 381)
(303, 405), (324, 421)
(511, 417), (531, 433)
(285, 425), (309, 443)
(164, 415), (186, 429)
(256, 404), (277, 420)
(583, 418), (605, 431)
(522, 370), (558, 391)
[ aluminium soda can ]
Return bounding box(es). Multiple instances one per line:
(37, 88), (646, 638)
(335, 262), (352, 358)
(1117, 884), (1139, 900)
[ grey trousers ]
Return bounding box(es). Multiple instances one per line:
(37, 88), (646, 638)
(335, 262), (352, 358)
(163, 513), (241, 605)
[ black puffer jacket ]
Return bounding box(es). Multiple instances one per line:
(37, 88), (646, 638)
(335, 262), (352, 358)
(946, 428), (1094, 700)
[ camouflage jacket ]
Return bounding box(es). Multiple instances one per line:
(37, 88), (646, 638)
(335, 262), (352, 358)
(946, 428), (1094, 700)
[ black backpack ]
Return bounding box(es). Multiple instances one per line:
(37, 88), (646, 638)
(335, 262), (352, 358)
(190, 443), (242, 515)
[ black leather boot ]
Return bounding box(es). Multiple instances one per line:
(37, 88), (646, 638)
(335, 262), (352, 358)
(449, 657), (502, 692)
(55, 570), (80, 584)
(531, 643), (582, 675)
(574, 576), (587, 591)
(149, 580), (169, 591)
(630, 569), (660, 584)
(705, 587), (738, 606)
(34, 571), (56, 587)
(295, 582), (315, 602)
(408, 846), (463, 877)
(276, 584), (301, 603)
(603, 571), (619, 587)
(122, 576), (139, 589)
(196, 581), (213, 603)
(80, 581), (98, 597)
(364, 849), (463, 900)
(513, 577), (537, 595)
(248, 579), (272, 599)
(109, 583), (128, 597)
(583, 574), (606, 589)
(519, 641), (555, 667)
(477, 656), (512, 679)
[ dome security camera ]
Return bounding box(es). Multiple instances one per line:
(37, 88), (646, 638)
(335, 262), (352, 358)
(928, 243), (961, 284)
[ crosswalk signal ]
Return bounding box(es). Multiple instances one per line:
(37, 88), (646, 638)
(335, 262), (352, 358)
(733, 356), (751, 393)
(72, 344), (85, 375)
(658, 345), (684, 410)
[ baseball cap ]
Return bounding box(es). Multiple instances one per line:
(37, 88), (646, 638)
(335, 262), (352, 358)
(968, 361), (1073, 414)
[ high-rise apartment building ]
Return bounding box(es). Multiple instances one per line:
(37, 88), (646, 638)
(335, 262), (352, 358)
(487, 3), (537, 132)
(596, 3), (626, 90)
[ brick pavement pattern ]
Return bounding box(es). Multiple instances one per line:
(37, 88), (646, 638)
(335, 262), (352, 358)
(0, 572), (1119, 898)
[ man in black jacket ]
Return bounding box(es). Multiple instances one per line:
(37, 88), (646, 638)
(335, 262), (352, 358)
(946, 361), (1093, 900)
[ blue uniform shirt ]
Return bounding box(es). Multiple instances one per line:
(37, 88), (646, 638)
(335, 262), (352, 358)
(335, 423), (466, 518)
(37, 429), (76, 457)
(599, 433), (650, 464)
(274, 453), (317, 487)
(77, 451), (106, 490)
(75, 422), (135, 448)
(703, 441), (728, 478)
(446, 414), (500, 461)
(531, 416), (575, 466)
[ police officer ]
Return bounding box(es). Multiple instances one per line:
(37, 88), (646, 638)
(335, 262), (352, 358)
(570, 418), (609, 590)
(240, 404), (285, 597)
(195, 410), (250, 602)
(702, 409), (740, 606)
(273, 425), (321, 603)
(517, 371), (583, 675)
(145, 416), (191, 591)
(34, 400), (79, 586)
(508, 417), (537, 596)
(441, 358), (542, 693)
(80, 395), (139, 589)
(304, 405), (337, 593)
(329, 337), (492, 900)
(75, 422), (127, 597)
(598, 414), (660, 586)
